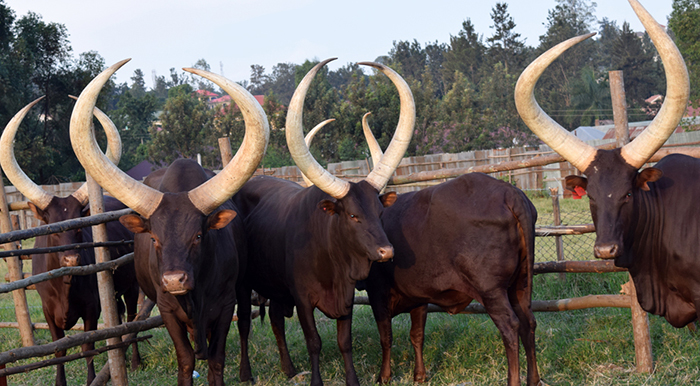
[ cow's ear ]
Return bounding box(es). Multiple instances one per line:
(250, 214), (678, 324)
(565, 175), (587, 192)
(379, 192), (397, 208)
(119, 214), (149, 234)
(318, 199), (337, 216)
(28, 202), (48, 223)
(208, 209), (237, 230)
(636, 167), (663, 191)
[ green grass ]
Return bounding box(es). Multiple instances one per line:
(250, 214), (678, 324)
(1, 198), (699, 385)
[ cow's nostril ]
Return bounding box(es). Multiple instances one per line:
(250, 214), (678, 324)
(162, 271), (192, 295)
(377, 246), (394, 262)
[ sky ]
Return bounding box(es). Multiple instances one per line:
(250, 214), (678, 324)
(6, 0), (674, 90)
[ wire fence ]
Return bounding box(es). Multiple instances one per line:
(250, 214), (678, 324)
(535, 209), (595, 263)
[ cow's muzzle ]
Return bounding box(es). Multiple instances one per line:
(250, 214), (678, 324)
(60, 254), (80, 267)
(594, 243), (620, 259)
(375, 246), (394, 263)
(161, 271), (194, 295)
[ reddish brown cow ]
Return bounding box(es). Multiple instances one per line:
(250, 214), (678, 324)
(0, 98), (139, 386)
(70, 59), (269, 386)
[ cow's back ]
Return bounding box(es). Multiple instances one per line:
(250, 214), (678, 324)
(375, 173), (536, 312)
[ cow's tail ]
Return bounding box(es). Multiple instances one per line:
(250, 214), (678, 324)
(508, 188), (537, 295)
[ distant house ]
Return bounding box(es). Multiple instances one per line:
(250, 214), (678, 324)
(193, 89), (219, 103)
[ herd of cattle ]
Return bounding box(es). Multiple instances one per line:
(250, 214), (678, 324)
(0, 1), (698, 385)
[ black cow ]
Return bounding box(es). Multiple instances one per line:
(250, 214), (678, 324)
(0, 98), (140, 386)
(233, 58), (414, 386)
(347, 116), (539, 385)
(364, 174), (539, 386)
(70, 59), (269, 386)
(515, 0), (699, 327)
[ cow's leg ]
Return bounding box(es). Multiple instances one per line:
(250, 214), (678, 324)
(45, 316), (67, 386)
(237, 286), (254, 382)
(208, 305), (235, 386)
(509, 277), (540, 386)
(482, 291), (521, 386)
(296, 302), (324, 386)
(409, 305), (428, 383)
(124, 285), (142, 370)
(82, 316), (98, 386)
(162, 312), (195, 386)
(366, 282), (393, 383)
(337, 311), (359, 386)
(269, 300), (297, 378)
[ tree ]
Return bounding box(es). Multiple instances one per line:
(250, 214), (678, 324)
(486, 3), (526, 72)
(669, 0), (700, 104)
(130, 69), (146, 98)
(569, 66), (612, 126)
(611, 22), (662, 107)
(442, 19), (485, 87)
(147, 84), (215, 167)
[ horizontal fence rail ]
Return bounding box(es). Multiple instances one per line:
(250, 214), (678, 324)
(0, 253), (133, 294)
(0, 240), (134, 259)
(0, 208), (134, 245)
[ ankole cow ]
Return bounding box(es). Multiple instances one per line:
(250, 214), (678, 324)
(70, 59), (269, 386)
(232, 58), (414, 386)
(0, 98), (139, 386)
(515, 0), (700, 327)
(346, 115), (539, 386)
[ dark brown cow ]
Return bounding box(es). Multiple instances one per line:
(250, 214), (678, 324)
(0, 98), (139, 386)
(515, 0), (699, 327)
(233, 58), (414, 386)
(70, 59), (269, 386)
(351, 117), (539, 385)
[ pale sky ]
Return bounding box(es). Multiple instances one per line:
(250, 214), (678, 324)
(5, 0), (673, 89)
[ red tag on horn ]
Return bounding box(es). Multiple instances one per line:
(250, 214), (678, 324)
(572, 186), (587, 199)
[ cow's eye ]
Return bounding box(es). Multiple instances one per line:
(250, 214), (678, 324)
(196, 234), (202, 239)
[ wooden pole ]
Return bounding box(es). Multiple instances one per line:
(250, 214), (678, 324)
(0, 176), (34, 347)
(610, 70), (653, 373)
(86, 175), (128, 385)
(549, 187), (565, 281)
(610, 71), (630, 148)
(0, 316), (163, 365)
(0, 208), (133, 245)
(218, 137), (233, 166)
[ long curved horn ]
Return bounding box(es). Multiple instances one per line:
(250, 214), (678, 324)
(0, 97), (53, 210)
(0, 96), (122, 210)
(301, 119), (336, 187)
(71, 59), (165, 218)
(515, 33), (598, 172)
(70, 95), (123, 205)
(620, 0), (690, 168)
(286, 58), (351, 199)
(361, 112), (383, 166)
(358, 62), (415, 192)
(184, 68), (269, 215)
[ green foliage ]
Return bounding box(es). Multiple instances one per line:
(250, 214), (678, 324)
(147, 84), (216, 168)
(669, 0), (700, 105)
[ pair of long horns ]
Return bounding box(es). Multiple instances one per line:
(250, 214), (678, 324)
(287, 59), (414, 198)
(70, 59), (269, 218)
(515, 0), (689, 171)
(0, 96), (122, 210)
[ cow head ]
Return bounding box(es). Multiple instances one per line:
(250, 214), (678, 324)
(515, 0), (688, 260)
(286, 59), (414, 271)
(71, 59), (269, 296)
(1, 96), (123, 281)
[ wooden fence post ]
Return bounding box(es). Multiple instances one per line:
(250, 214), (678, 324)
(86, 174), (128, 385)
(549, 187), (565, 281)
(610, 70), (653, 373)
(218, 137), (233, 166)
(0, 176), (34, 347)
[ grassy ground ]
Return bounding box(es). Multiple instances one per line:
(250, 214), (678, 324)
(0, 196), (699, 385)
